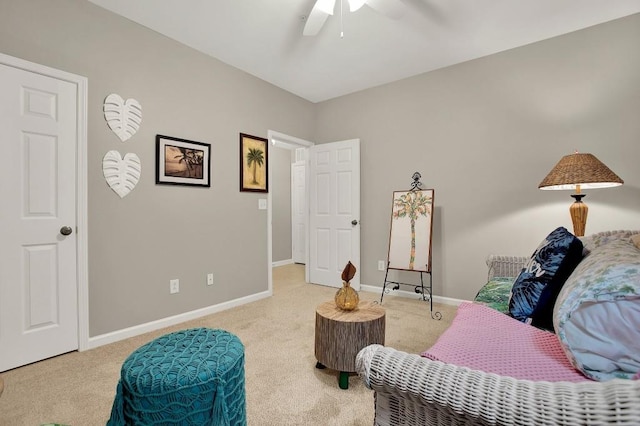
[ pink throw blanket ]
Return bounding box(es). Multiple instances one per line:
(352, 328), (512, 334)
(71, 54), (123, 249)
(421, 302), (590, 382)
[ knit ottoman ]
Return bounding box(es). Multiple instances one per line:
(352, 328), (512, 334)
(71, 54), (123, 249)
(108, 328), (246, 426)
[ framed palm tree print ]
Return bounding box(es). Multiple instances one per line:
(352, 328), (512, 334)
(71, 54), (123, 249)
(156, 135), (210, 187)
(387, 189), (435, 273)
(240, 133), (268, 193)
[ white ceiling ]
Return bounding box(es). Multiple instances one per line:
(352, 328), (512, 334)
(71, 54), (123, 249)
(87, 0), (640, 103)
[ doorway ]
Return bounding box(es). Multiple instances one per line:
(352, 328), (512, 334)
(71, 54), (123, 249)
(267, 131), (361, 292)
(267, 131), (313, 293)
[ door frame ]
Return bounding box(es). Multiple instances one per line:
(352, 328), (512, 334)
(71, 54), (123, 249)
(290, 159), (306, 264)
(267, 130), (313, 293)
(0, 53), (89, 351)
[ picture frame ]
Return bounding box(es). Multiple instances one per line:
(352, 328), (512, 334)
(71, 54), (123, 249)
(387, 189), (435, 273)
(156, 135), (211, 187)
(239, 132), (268, 193)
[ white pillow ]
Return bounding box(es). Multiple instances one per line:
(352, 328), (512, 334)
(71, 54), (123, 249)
(554, 235), (640, 381)
(563, 300), (640, 375)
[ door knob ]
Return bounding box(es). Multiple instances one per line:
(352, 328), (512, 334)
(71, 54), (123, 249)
(60, 226), (73, 236)
(351, 220), (359, 226)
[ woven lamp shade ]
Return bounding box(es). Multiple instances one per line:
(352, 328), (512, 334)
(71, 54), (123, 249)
(538, 153), (623, 237)
(538, 153), (623, 190)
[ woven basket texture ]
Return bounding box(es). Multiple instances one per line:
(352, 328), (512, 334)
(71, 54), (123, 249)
(358, 344), (640, 425)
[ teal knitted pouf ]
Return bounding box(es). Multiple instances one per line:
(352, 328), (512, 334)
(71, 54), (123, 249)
(108, 328), (246, 426)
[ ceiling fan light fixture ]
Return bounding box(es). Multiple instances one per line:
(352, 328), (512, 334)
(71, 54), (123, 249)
(316, 0), (336, 15)
(348, 0), (367, 12)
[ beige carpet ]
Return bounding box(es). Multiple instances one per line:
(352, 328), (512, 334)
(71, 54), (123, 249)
(0, 264), (457, 425)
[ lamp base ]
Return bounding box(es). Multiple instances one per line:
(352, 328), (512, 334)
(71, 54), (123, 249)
(569, 194), (588, 237)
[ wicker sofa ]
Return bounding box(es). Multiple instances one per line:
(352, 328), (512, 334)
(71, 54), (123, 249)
(356, 231), (640, 425)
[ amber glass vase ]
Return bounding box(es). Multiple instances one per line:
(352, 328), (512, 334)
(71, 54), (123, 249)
(335, 281), (359, 311)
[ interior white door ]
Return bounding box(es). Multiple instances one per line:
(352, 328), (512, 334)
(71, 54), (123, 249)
(309, 139), (360, 289)
(291, 160), (306, 264)
(0, 62), (79, 371)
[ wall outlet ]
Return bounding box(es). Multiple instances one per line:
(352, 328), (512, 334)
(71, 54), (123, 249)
(207, 273), (214, 286)
(170, 279), (180, 294)
(378, 260), (386, 271)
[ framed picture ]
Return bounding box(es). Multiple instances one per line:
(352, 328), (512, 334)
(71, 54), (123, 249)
(387, 189), (435, 272)
(239, 133), (268, 193)
(156, 135), (211, 187)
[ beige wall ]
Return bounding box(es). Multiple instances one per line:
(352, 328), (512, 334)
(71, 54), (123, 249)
(1, 0), (638, 339)
(315, 13), (640, 299)
(272, 146), (293, 263)
(0, 0), (315, 336)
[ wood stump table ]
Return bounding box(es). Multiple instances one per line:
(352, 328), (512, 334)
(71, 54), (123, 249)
(314, 300), (385, 389)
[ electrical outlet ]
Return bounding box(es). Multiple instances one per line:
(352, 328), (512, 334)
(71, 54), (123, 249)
(378, 260), (386, 271)
(170, 279), (180, 294)
(207, 273), (214, 286)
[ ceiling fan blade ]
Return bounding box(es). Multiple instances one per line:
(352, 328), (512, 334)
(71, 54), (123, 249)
(348, 0), (367, 12)
(365, 0), (406, 19)
(303, 0), (335, 36)
(316, 0), (337, 15)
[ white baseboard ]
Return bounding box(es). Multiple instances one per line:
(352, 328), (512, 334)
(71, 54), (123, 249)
(85, 290), (272, 350)
(272, 259), (294, 267)
(85, 282), (465, 351)
(360, 284), (465, 306)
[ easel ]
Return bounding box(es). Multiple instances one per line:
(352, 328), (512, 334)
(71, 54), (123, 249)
(379, 173), (441, 320)
(380, 264), (441, 320)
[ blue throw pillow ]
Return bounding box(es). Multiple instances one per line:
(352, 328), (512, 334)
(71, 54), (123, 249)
(508, 227), (583, 330)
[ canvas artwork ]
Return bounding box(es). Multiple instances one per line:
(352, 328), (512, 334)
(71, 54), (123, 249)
(240, 133), (268, 193)
(387, 189), (435, 272)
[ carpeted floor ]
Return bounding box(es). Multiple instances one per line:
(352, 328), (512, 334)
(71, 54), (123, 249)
(0, 264), (457, 425)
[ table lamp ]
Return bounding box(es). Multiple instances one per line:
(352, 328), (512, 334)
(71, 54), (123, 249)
(538, 152), (623, 237)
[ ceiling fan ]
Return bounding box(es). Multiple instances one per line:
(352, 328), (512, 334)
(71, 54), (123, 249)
(303, 0), (406, 36)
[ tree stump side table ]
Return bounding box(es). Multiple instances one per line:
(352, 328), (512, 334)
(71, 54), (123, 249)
(314, 300), (385, 389)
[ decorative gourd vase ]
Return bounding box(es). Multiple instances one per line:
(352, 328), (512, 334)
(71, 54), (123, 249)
(335, 281), (359, 311)
(335, 261), (359, 311)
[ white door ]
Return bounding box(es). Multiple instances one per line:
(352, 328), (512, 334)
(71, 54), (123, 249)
(291, 160), (306, 264)
(309, 140), (360, 289)
(0, 62), (79, 371)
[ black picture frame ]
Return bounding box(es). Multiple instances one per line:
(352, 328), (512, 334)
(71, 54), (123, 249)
(156, 135), (211, 187)
(239, 133), (268, 193)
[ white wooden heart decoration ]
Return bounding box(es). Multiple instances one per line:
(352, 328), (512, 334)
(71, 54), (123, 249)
(103, 93), (142, 142)
(102, 150), (141, 198)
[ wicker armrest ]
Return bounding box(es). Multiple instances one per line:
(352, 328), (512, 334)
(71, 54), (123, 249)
(357, 345), (640, 425)
(486, 255), (528, 280)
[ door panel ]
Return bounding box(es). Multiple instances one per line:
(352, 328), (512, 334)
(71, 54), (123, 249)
(309, 140), (360, 289)
(0, 63), (79, 371)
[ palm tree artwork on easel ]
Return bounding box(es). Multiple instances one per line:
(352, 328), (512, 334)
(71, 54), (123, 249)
(391, 190), (433, 271)
(246, 148), (264, 185)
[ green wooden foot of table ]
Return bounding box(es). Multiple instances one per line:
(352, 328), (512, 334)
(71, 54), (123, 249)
(339, 371), (349, 389)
